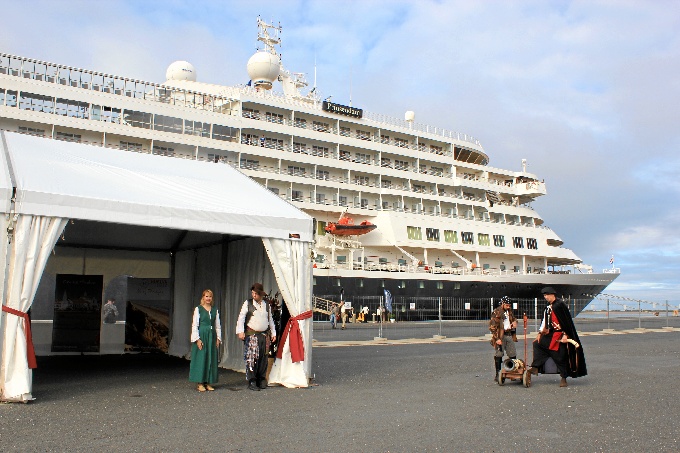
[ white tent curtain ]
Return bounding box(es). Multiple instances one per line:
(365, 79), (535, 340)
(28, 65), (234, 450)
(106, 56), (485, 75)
(263, 238), (313, 388)
(219, 237), (277, 372)
(0, 215), (67, 402)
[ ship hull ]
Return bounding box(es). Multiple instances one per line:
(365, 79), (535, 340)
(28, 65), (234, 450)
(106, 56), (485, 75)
(313, 269), (618, 318)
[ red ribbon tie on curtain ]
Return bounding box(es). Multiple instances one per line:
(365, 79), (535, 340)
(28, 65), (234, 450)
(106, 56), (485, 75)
(276, 310), (312, 363)
(2, 306), (37, 369)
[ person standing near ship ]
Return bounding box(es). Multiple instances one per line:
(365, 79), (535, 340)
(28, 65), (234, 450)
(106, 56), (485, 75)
(488, 296), (517, 382)
(527, 287), (587, 387)
(189, 289), (222, 392)
(236, 283), (276, 391)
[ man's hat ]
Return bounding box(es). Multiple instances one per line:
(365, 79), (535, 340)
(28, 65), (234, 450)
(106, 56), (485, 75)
(499, 296), (511, 305)
(251, 282), (266, 296)
(541, 287), (557, 295)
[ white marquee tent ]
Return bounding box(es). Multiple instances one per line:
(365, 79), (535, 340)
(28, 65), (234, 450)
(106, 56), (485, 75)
(0, 131), (314, 402)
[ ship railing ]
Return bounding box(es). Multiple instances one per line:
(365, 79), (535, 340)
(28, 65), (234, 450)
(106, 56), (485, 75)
(0, 53), (238, 116)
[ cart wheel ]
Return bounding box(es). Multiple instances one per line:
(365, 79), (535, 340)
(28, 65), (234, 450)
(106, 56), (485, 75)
(522, 370), (531, 388)
(497, 371), (505, 386)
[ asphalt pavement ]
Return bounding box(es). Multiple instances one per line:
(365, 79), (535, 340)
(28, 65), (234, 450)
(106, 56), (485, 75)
(0, 327), (678, 452)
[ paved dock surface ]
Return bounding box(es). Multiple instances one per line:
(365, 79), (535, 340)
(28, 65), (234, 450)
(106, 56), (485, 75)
(0, 329), (678, 452)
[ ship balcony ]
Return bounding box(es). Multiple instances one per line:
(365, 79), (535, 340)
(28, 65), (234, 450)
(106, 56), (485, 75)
(514, 180), (546, 196)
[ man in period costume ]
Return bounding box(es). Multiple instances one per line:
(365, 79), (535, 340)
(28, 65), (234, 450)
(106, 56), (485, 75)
(527, 287), (587, 387)
(236, 283), (277, 391)
(488, 296), (518, 382)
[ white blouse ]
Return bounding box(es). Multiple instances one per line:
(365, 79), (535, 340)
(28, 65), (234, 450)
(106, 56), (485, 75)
(190, 306), (222, 343)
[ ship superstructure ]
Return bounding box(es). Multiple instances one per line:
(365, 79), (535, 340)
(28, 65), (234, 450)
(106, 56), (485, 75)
(0, 18), (618, 305)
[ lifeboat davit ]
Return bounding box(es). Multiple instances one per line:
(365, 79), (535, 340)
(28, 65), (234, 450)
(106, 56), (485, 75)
(324, 216), (377, 236)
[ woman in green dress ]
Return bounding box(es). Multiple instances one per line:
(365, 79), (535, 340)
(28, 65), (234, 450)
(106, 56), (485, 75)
(189, 289), (222, 391)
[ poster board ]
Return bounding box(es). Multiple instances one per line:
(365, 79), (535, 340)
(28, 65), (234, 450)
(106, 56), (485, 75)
(52, 274), (103, 352)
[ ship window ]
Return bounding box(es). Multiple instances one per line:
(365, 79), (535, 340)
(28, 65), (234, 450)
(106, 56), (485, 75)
(313, 277), (316, 286)
(293, 118), (307, 129)
(265, 112), (284, 124)
(242, 108), (259, 119)
(316, 170), (329, 180)
(407, 226), (422, 241)
(340, 150), (351, 161)
(291, 190), (303, 201)
(461, 231), (474, 245)
(398, 281), (406, 289)
(312, 145), (329, 158)
(152, 145), (174, 157)
(316, 193), (326, 204)
(5, 90), (17, 108)
(381, 158), (392, 168)
(394, 159), (409, 171)
(360, 198), (368, 208)
(120, 141), (143, 152)
(212, 125), (235, 141)
(444, 230), (458, 243)
(355, 176), (370, 186)
(123, 109), (152, 129)
(293, 142), (307, 153)
(93, 106), (121, 123)
(240, 159), (259, 170)
(0, 89), (4, 106)
(56, 131), (81, 143)
(478, 233), (490, 246)
(379, 280), (385, 288)
(430, 145), (444, 155)
(18, 126), (45, 137)
(358, 280), (364, 288)
(418, 281), (425, 289)
(395, 137), (408, 148)
(313, 121), (330, 132)
(333, 278), (341, 286)
(339, 196), (347, 207)
(154, 114), (183, 134)
(288, 166), (306, 177)
(493, 235), (505, 247)
(527, 238), (538, 250)
(512, 237), (524, 248)
(453, 282), (460, 290)
(54, 98), (89, 119)
(184, 120), (210, 137)
(264, 137), (284, 150)
(426, 228), (440, 242)
(380, 134), (390, 144)
(381, 180), (392, 188)
(430, 166), (443, 177)
(355, 129), (371, 140)
(413, 184), (425, 194)
(355, 153), (371, 164)
(339, 126), (350, 137)
(267, 187), (279, 195)
(436, 282), (443, 290)
(19, 92), (54, 114)
(316, 221), (326, 236)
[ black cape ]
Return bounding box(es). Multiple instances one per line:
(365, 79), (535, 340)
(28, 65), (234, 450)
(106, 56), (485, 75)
(552, 300), (587, 377)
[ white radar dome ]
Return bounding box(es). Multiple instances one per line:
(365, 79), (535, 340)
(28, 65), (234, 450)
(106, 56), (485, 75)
(405, 111), (415, 122)
(247, 51), (281, 89)
(166, 61), (196, 82)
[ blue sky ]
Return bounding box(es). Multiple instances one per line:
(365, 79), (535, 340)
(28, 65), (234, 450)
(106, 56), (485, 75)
(2, 0), (679, 306)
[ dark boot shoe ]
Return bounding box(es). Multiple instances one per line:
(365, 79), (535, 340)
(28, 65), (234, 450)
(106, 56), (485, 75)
(560, 377), (568, 387)
(257, 379), (267, 389)
(529, 367), (539, 375)
(494, 357), (502, 382)
(248, 380), (260, 391)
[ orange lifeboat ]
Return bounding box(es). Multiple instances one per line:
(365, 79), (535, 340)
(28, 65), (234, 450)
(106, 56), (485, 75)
(324, 216), (377, 236)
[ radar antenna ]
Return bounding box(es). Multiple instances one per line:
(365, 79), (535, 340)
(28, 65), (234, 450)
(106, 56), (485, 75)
(256, 17), (282, 55)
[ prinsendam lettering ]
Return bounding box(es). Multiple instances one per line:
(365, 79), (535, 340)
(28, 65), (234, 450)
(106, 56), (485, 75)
(322, 101), (363, 119)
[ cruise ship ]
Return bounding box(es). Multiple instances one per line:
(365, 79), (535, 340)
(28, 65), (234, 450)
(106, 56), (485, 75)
(0, 19), (618, 313)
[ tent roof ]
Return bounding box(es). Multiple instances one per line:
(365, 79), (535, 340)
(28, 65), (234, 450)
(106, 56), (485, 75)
(0, 132), (312, 242)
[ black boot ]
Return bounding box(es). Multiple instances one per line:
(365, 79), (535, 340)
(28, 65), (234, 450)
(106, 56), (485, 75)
(494, 357), (502, 382)
(248, 379), (260, 391)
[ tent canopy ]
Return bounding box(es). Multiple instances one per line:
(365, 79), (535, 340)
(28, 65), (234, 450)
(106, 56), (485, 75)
(0, 132), (313, 401)
(2, 132), (312, 243)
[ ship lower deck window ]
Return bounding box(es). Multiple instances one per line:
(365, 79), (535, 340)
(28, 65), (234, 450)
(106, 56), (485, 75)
(493, 235), (505, 247)
(512, 237), (524, 248)
(56, 131), (81, 143)
(120, 141), (143, 152)
(426, 228), (440, 242)
(152, 145), (175, 157)
(184, 120), (210, 137)
(436, 282), (443, 290)
(527, 238), (538, 250)
(55, 98), (89, 119)
(444, 230), (458, 243)
(154, 114), (183, 134)
(461, 232), (474, 245)
(18, 126), (45, 137)
(453, 282), (460, 290)
(316, 221), (326, 236)
(123, 110), (152, 129)
(407, 226), (422, 240)
(478, 233), (490, 246)
(4, 90), (17, 107)
(418, 281), (425, 289)
(92, 105), (121, 123)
